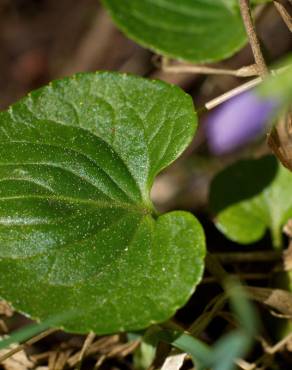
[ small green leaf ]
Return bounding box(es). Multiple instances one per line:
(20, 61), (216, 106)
(210, 155), (292, 248)
(102, 0), (247, 63)
(0, 72), (205, 334)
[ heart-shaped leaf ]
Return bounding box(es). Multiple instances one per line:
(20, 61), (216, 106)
(210, 155), (292, 247)
(102, 0), (247, 63)
(0, 72), (205, 334)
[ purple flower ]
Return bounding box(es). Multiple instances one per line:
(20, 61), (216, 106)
(205, 90), (278, 155)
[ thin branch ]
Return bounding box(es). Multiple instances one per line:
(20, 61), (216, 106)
(235, 358), (255, 370)
(214, 250), (281, 263)
(202, 273), (270, 284)
(205, 76), (262, 110)
(239, 0), (269, 77)
(251, 332), (292, 370)
(273, 0), (292, 32)
(75, 332), (96, 370)
(160, 58), (259, 77)
(205, 252), (229, 284)
(188, 294), (227, 336)
(262, 332), (292, 354)
(0, 328), (57, 363)
(204, 65), (287, 111)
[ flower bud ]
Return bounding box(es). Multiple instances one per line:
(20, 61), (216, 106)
(205, 90), (278, 155)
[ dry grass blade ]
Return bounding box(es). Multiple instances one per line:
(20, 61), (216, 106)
(214, 251), (281, 263)
(0, 341), (34, 370)
(202, 273), (270, 284)
(246, 286), (292, 317)
(159, 57), (259, 77)
(273, 0), (292, 32)
(74, 332), (95, 370)
(48, 351), (58, 370)
(0, 302), (13, 317)
(30, 351), (53, 363)
(235, 358), (256, 370)
(261, 332), (292, 354)
(160, 352), (187, 370)
(67, 335), (120, 367)
(54, 350), (72, 370)
(93, 340), (140, 370)
(204, 77), (262, 110)
(249, 333), (292, 369)
(239, 0), (269, 77)
(0, 321), (9, 334)
(93, 354), (106, 370)
(0, 328), (57, 363)
(189, 293), (227, 336)
(106, 340), (140, 357)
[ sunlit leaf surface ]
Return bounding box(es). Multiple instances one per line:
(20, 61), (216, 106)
(0, 72), (205, 334)
(102, 0), (246, 63)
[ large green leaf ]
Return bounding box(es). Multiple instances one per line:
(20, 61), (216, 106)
(0, 72), (205, 334)
(102, 0), (247, 63)
(210, 156), (292, 248)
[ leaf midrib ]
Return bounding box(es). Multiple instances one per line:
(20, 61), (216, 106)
(0, 194), (151, 215)
(0, 138), (142, 204)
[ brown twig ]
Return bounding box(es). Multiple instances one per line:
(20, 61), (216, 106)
(55, 350), (72, 370)
(67, 335), (120, 367)
(48, 350), (58, 370)
(75, 332), (96, 370)
(204, 65), (288, 111)
(0, 301), (13, 317)
(262, 332), (292, 354)
(249, 332), (292, 370)
(205, 252), (230, 285)
(0, 328), (57, 363)
(204, 76), (262, 110)
(188, 293), (227, 336)
(0, 320), (8, 334)
(160, 58), (259, 77)
(235, 358), (255, 370)
(202, 273), (270, 284)
(214, 250), (281, 263)
(273, 0), (292, 32)
(239, 0), (269, 77)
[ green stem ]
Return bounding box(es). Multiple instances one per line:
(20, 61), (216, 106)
(271, 225), (283, 249)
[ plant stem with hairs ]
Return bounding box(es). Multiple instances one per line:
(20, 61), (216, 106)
(273, 0), (292, 32)
(239, 0), (269, 77)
